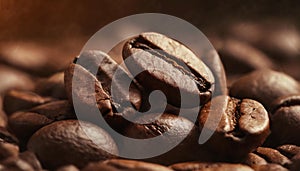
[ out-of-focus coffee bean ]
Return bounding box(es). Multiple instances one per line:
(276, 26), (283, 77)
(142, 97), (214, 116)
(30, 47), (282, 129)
(123, 113), (212, 165)
(242, 153), (268, 166)
(19, 151), (42, 170)
(82, 159), (173, 171)
(254, 147), (292, 167)
(169, 162), (254, 171)
(0, 157), (34, 171)
(277, 145), (300, 159)
(290, 152), (300, 171)
(251, 163), (289, 171)
(27, 120), (118, 169)
(198, 95), (270, 159)
(0, 97), (7, 128)
(0, 143), (19, 161)
(0, 127), (18, 145)
(35, 72), (67, 99)
(55, 165), (79, 171)
(229, 69), (300, 111)
(123, 32), (214, 107)
(217, 38), (274, 75)
(0, 65), (34, 94)
(3, 90), (55, 115)
(266, 95), (300, 146)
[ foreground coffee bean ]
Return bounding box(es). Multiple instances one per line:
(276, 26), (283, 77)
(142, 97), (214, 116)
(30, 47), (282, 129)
(251, 164), (289, 171)
(169, 162), (254, 171)
(277, 145), (300, 158)
(265, 95), (300, 146)
(198, 95), (270, 159)
(123, 113), (211, 165)
(82, 159), (173, 171)
(19, 151), (42, 171)
(27, 120), (118, 169)
(242, 153), (268, 166)
(123, 32), (214, 107)
(229, 69), (300, 111)
(3, 89), (55, 115)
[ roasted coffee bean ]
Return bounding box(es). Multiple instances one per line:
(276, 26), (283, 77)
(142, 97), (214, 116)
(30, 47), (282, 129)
(82, 159), (173, 171)
(19, 151), (42, 170)
(75, 50), (143, 112)
(3, 89), (55, 115)
(0, 127), (18, 145)
(122, 113), (212, 165)
(0, 97), (7, 128)
(242, 153), (268, 166)
(56, 165), (79, 171)
(169, 162), (254, 171)
(35, 72), (67, 99)
(27, 120), (118, 169)
(217, 38), (274, 75)
(0, 142), (19, 161)
(267, 95), (300, 146)
(254, 147), (292, 167)
(122, 32), (214, 107)
(229, 69), (300, 111)
(198, 95), (270, 159)
(290, 152), (300, 171)
(0, 65), (34, 94)
(64, 63), (113, 118)
(0, 157), (35, 171)
(251, 164), (289, 171)
(277, 145), (300, 159)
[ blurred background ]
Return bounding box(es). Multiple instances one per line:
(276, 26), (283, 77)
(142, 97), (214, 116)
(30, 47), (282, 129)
(0, 0), (300, 86)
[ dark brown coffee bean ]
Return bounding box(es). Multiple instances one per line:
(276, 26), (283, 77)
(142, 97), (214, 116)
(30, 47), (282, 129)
(64, 63), (113, 118)
(122, 113), (212, 165)
(229, 69), (300, 111)
(0, 65), (34, 94)
(169, 162), (254, 171)
(82, 159), (173, 171)
(35, 72), (67, 99)
(217, 38), (274, 75)
(198, 95), (270, 159)
(27, 120), (118, 169)
(76, 50), (143, 112)
(19, 151), (42, 170)
(251, 164), (289, 171)
(0, 142), (19, 161)
(0, 127), (18, 145)
(242, 153), (268, 166)
(3, 89), (55, 115)
(254, 147), (292, 167)
(267, 95), (300, 146)
(277, 145), (300, 159)
(122, 32), (214, 107)
(0, 97), (7, 128)
(56, 165), (79, 171)
(0, 157), (35, 171)
(290, 152), (300, 171)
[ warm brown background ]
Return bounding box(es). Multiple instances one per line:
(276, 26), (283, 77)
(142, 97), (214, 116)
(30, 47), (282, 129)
(0, 0), (300, 76)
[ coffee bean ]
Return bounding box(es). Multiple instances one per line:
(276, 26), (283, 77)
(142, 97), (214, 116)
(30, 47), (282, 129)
(169, 162), (254, 171)
(0, 157), (35, 171)
(64, 63), (113, 118)
(217, 38), (274, 75)
(251, 163), (289, 171)
(19, 151), (42, 170)
(0, 142), (19, 161)
(55, 165), (79, 171)
(277, 145), (300, 159)
(267, 95), (300, 146)
(122, 32), (214, 107)
(290, 152), (300, 171)
(35, 72), (67, 99)
(198, 95), (270, 159)
(122, 113), (211, 165)
(76, 50), (143, 112)
(82, 159), (173, 171)
(0, 65), (34, 94)
(254, 147), (292, 167)
(3, 89), (55, 115)
(27, 120), (118, 169)
(242, 153), (268, 166)
(0, 97), (7, 128)
(229, 69), (300, 111)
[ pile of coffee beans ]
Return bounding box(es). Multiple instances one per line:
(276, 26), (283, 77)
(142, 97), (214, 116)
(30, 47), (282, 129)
(1, 31), (300, 171)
